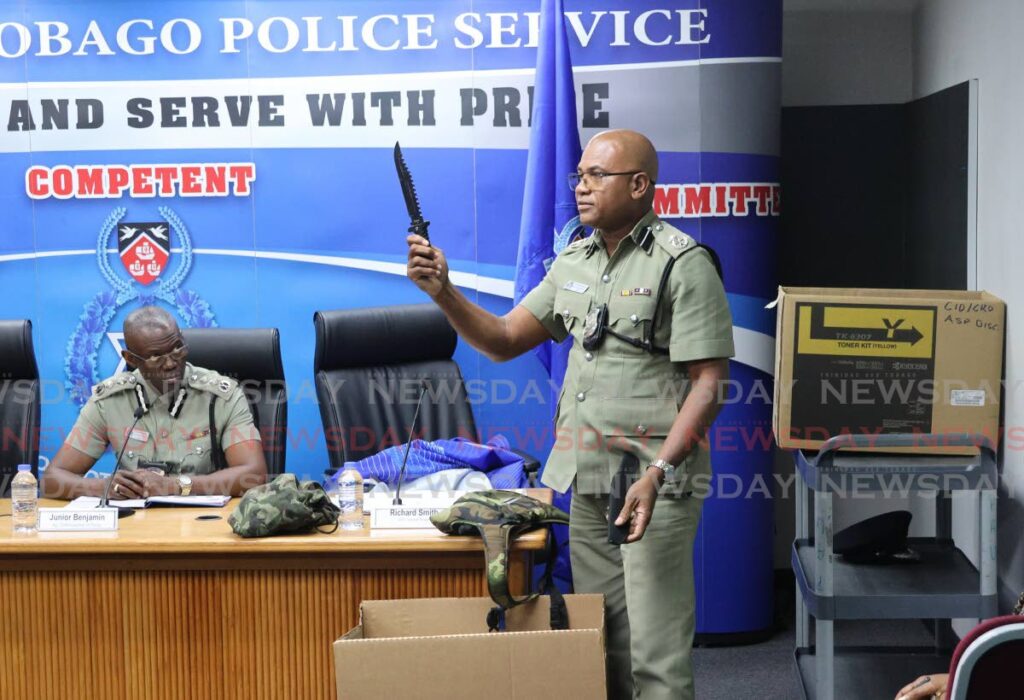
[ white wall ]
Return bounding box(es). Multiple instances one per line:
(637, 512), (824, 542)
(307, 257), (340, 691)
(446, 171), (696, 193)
(915, 0), (1024, 611)
(783, 10), (913, 106)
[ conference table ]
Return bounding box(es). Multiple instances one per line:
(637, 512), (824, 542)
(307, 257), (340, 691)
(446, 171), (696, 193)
(0, 491), (551, 700)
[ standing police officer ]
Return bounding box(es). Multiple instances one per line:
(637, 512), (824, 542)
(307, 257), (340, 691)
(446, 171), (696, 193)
(406, 129), (733, 699)
(42, 307), (267, 500)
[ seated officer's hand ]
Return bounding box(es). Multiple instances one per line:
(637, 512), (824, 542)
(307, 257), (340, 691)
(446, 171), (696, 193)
(895, 673), (948, 700)
(121, 470), (180, 498)
(406, 234), (449, 297)
(615, 474), (660, 543)
(109, 472), (145, 500)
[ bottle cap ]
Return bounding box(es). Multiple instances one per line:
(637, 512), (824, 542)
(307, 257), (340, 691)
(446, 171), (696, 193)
(17, 464), (31, 472)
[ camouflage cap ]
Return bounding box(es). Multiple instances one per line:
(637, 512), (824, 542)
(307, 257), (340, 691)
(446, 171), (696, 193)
(431, 490), (569, 610)
(228, 473), (341, 538)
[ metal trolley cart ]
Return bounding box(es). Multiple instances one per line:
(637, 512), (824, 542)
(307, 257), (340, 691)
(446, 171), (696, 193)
(792, 433), (998, 700)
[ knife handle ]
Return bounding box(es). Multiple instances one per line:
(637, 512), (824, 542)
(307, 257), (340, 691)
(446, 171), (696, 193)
(409, 219), (431, 244)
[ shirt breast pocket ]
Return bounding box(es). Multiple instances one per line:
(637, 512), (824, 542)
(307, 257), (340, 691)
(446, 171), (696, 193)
(181, 428), (214, 474)
(606, 293), (659, 356)
(121, 432), (149, 468)
(553, 290), (591, 342)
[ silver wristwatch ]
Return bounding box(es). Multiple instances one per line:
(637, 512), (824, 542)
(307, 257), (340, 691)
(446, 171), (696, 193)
(177, 474), (193, 496)
(647, 459), (675, 481)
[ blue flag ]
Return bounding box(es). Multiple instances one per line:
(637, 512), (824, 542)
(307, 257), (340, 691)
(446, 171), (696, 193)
(514, 0), (583, 390)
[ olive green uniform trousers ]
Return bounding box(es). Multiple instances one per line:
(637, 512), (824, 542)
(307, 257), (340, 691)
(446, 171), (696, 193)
(570, 492), (703, 700)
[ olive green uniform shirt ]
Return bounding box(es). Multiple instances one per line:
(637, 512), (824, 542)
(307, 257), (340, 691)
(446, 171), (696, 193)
(520, 210), (734, 495)
(66, 363), (261, 475)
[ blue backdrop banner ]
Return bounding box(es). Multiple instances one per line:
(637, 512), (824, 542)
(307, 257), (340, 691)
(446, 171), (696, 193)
(0, 0), (781, 636)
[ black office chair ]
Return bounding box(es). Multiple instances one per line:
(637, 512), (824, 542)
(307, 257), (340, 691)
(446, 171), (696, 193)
(181, 327), (287, 476)
(313, 304), (539, 480)
(0, 320), (40, 496)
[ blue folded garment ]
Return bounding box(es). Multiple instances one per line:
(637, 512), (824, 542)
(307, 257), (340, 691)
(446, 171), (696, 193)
(337, 435), (528, 490)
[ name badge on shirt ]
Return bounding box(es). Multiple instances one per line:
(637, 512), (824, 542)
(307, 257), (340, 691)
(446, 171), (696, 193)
(563, 281), (589, 294)
(128, 428), (150, 443)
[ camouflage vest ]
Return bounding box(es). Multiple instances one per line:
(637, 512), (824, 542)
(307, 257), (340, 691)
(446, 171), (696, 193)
(228, 474), (341, 537)
(431, 490), (570, 630)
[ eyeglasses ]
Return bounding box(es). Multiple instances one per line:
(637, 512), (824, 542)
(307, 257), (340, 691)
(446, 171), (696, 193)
(568, 170), (647, 191)
(125, 343), (188, 369)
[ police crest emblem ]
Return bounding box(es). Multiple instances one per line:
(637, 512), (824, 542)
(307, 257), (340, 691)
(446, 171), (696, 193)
(64, 206), (217, 405)
(117, 222), (170, 285)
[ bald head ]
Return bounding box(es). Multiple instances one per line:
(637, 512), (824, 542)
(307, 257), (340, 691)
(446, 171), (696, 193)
(575, 130), (659, 236)
(124, 306), (177, 339)
(587, 130), (659, 185)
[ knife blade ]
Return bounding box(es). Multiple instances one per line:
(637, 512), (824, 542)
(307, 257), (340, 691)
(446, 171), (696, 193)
(394, 141), (430, 242)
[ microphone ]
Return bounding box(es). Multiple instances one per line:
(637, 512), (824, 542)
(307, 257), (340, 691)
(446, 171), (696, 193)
(98, 404), (148, 517)
(392, 380), (428, 506)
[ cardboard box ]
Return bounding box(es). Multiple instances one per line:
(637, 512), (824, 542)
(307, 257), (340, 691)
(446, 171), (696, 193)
(773, 287), (1005, 453)
(334, 595), (606, 699)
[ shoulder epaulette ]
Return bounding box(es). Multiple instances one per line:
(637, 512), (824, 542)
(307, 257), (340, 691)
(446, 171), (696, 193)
(564, 237), (589, 253)
(91, 372), (138, 399)
(651, 220), (695, 259)
(186, 367), (238, 400)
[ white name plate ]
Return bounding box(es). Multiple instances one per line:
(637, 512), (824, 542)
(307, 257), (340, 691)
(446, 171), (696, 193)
(370, 504), (449, 529)
(38, 507), (119, 532)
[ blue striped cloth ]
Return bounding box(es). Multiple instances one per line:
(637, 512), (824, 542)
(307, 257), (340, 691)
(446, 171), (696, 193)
(337, 435), (528, 490)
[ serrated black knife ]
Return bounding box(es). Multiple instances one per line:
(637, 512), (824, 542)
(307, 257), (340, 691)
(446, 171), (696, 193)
(394, 141), (430, 243)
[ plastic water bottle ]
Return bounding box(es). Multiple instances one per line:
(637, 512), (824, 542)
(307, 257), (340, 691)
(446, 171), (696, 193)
(337, 468), (364, 531)
(11, 464), (38, 534)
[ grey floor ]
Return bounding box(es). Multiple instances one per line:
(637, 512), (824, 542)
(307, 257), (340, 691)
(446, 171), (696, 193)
(691, 580), (940, 700)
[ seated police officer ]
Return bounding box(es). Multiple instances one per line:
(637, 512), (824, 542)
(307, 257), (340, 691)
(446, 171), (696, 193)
(41, 306), (267, 499)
